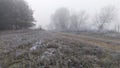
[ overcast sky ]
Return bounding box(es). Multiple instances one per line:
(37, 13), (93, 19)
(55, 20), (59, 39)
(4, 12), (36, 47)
(25, 0), (120, 29)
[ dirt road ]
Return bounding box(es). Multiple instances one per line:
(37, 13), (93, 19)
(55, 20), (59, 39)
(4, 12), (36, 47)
(59, 32), (120, 52)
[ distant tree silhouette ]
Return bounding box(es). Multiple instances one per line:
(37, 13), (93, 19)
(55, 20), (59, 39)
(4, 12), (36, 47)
(0, 0), (34, 30)
(94, 6), (117, 31)
(51, 7), (70, 31)
(69, 11), (88, 31)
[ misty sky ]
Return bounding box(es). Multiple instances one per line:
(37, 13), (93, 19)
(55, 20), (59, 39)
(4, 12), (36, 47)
(25, 0), (120, 29)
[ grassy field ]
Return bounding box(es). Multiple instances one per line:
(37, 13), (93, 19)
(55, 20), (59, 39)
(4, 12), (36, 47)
(0, 30), (120, 68)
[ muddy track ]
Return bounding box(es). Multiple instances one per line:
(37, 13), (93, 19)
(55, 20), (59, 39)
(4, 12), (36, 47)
(59, 33), (120, 52)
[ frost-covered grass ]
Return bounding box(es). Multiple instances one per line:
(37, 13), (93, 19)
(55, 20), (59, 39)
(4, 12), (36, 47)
(0, 30), (120, 68)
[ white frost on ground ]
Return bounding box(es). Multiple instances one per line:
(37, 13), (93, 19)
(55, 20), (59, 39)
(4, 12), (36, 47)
(30, 40), (48, 51)
(30, 40), (42, 51)
(41, 48), (56, 61)
(30, 45), (38, 51)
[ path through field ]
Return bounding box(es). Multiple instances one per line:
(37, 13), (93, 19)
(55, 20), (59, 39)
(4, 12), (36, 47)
(0, 30), (120, 68)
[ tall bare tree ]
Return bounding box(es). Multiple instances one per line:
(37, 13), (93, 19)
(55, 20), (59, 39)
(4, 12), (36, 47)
(69, 14), (79, 31)
(78, 11), (88, 30)
(69, 11), (88, 31)
(94, 6), (117, 31)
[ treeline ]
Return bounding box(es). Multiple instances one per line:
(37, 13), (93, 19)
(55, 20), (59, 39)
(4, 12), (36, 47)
(49, 6), (119, 32)
(0, 0), (34, 30)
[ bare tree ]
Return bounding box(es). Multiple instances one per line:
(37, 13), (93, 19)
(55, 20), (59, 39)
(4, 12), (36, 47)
(69, 14), (79, 31)
(69, 11), (88, 31)
(94, 6), (117, 31)
(51, 7), (70, 31)
(78, 11), (88, 31)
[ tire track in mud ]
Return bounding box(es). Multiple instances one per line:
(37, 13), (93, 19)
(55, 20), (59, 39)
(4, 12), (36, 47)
(59, 33), (120, 52)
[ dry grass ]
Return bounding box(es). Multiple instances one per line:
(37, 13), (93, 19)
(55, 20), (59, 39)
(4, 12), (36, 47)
(0, 30), (120, 68)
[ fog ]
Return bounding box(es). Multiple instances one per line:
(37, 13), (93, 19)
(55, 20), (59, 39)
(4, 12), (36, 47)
(25, 0), (120, 29)
(1, 0), (120, 67)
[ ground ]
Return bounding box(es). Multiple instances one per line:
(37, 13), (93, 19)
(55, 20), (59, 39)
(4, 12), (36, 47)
(0, 30), (120, 68)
